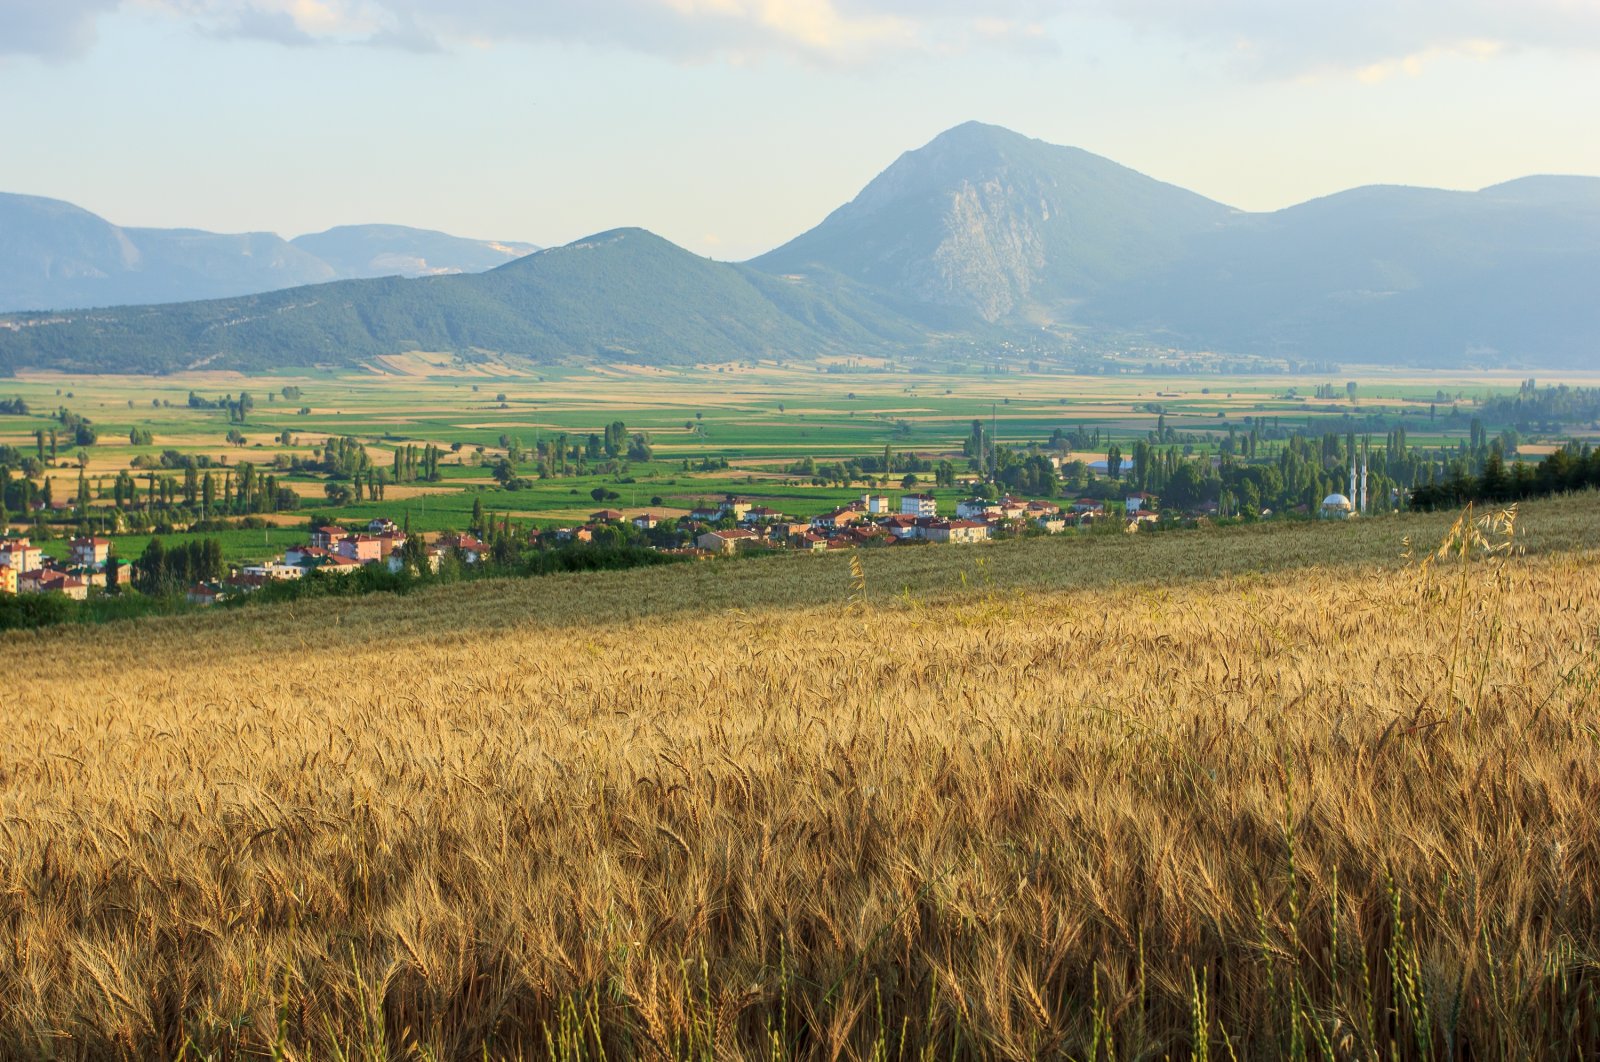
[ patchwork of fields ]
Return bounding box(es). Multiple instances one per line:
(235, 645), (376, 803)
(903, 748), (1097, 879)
(5, 360), (1592, 564)
(4, 494), (1600, 1057)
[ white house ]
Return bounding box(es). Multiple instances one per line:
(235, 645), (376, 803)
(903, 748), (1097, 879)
(956, 498), (999, 521)
(900, 493), (937, 517)
(860, 494), (891, 515)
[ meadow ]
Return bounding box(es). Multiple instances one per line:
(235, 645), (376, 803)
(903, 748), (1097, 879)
(3, 493), (1599, 1058)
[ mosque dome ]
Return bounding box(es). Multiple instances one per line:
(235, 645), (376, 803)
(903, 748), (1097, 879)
(1321, 493), (1353, 510)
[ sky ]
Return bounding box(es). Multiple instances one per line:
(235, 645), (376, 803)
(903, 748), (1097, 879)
(2, 1), (1599, 261)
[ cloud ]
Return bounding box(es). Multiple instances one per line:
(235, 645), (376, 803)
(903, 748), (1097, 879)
(1083, 0), (1600, 79)
(0, 0), (121, 59)
(5, 0), (1600, 72)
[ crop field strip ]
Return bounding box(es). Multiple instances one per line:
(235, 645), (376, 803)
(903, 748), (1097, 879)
(4, 493), (1599, 1057)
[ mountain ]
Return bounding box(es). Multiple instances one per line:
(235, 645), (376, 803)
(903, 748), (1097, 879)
(750, 122), (1600, 367)
(1083, 179), (1600, 364)
(3, 125), (1597, 373)
(0, 194), (538, 312)
(751, 121), (1236, 325)
(0, 229), (926, 374)
(289, 225), (539, 280)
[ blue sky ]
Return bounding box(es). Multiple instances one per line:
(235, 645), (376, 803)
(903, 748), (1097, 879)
(3, 1), (1598, 260)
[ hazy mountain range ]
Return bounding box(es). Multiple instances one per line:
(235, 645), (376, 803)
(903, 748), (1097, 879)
(3, 122), (1597, 374)
(0, 193), (538, 312)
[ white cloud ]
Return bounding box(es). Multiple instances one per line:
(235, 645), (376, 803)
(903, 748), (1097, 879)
(0, 0), (120, 59)
(5, 0), (1600, 71)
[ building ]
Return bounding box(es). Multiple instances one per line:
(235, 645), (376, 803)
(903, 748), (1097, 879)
(367, 518), (398, 535)
(589, 509), (625, 523)
(337, 535), (383, 564)
(310, 525), (346, 550)
(68, 537), (112, 569)
(1070, 499), (1106, 516)
(436, 533), (487, 562)
(0, 562), (16, 596)
(631, 513), (659, 530)
(688, 506), (723, 523)
(882, 514), (922, 539)
(956, 498), (999, 521)
(23, 569), (88, 600)
(861, 494), (891, 515)
(1320, 493), (1356, 520)
(923, 519), (991, 544)
(285, 544), (331, 566)
(811, 507), (864, 531)
(696, 528), (758, 555)
(0, 538), (42, 575)
(717, 498), (753, 521)
(187, 583), (221, 607)
(242, 562), (303, 581)
(744, 506), (786, 523)
(1125, 493), (1158, 515)
(900, 493), (938, 517)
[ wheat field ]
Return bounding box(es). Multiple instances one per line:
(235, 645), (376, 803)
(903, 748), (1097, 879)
(4, 506), (1600, 1058)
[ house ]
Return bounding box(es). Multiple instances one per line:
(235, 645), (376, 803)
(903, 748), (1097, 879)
(900, 493), (938, 517)
(1125, 492), (1158, 514)
(717, 497), (753, 521)
(997, 496), (1030, 520)
(1025, 500), (1062, 517)
(187, 583), (221, 607)
(923, 519), (991, 544)
(242, 562), (303, 581)
(1070, 498), (1106, 515)
(1035, 515), (1067, 534)
(631, 513), (659, 530)
(696, 528), (758, 555)
(956, 498), (1000, 521)
(317, 555), (364, 574)
(23, 569), (88, 600)
(285, 544), (330, 566)
(0, 538), (42, 574)
(337, 534), (383, 564)
(375, 531), (407, 558)
(882, 514), (922, 539)
(68, 536), (112, 569)
(811, 507), (863, 531)
(225, 573), (270, 594)
(310, 525), (346, 550)
(0, 562), (16, 596)
(367, 518), (398, 535)
(794, 531), (829, 551)
(589, 509), (625, 523)
(744, 506), (786, 523)
(688, 506), (723, 523)
(861, 494), (891, 515)
(436, 532), (487, 562)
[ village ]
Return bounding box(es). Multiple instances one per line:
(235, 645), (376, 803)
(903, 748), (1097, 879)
(0, 489), (1166, 607)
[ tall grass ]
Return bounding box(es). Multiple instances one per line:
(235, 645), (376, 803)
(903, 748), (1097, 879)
(2, 499), (1599, 1057)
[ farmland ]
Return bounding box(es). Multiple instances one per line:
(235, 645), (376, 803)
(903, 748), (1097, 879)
(4, 357), (1597, 565)
(3, 491), (1599, 1057)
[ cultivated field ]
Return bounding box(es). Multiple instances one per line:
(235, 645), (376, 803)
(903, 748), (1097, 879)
(4, 495), (1600, 1058)
(7, 361), (1594, 564)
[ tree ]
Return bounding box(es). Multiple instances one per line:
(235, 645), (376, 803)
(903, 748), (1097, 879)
(470, 497), (486, 537)
(1106, 444), (1123, 481)
(900, 473), (918, 489)
(324, 481), (353, 506)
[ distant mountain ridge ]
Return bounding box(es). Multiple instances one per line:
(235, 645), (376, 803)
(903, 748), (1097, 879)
(2, 123), (1596, 373)
(0, 193), (538, 312)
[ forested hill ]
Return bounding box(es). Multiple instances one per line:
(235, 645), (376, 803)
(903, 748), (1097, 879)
(0, 229), (927, 374)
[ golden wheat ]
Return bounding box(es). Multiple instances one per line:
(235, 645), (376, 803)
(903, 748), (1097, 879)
(2, 510), (1599, 1058)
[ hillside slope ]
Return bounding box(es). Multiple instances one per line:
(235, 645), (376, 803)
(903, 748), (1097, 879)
(752, 121), (1235, 324)
(0, 228), (926, 373)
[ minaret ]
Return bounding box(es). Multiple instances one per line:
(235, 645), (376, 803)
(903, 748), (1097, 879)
(1360, 438), (1369, 514)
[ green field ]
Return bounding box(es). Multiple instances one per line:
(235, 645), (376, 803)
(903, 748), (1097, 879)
(4, 359), (1598, 564)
